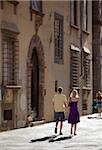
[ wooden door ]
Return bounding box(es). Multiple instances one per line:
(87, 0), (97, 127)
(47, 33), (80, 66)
(31, 49), (39, 119)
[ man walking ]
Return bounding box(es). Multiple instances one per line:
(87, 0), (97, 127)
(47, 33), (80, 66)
(52, 87), (67, 135)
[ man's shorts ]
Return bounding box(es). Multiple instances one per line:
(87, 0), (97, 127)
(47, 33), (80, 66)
(54, 112), (65, 121)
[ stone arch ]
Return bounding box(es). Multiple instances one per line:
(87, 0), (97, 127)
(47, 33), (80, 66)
(27, 34), (45, 120)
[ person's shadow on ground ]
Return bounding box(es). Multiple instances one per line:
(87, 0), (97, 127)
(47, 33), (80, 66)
(30, 135), (72, 143)
(87, 116), (102, 119)
(49, 135), (72, 142)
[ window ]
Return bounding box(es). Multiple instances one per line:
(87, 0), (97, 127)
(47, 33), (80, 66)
(83, 52), (90, 87)
(31, 0), (42, 13)
(83, 0), (88, 31)
(4, 110), (12, 120)
(30, 1), (43, 21)
(70, 0), (78, 26)
(54, 12), (64, 64)
(2, 32), (19, 85)
(83, 47), (90, 87)
(70, 45), (80, 88)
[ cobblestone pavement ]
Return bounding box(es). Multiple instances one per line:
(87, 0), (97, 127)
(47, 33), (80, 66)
(0, 114), (102, 150)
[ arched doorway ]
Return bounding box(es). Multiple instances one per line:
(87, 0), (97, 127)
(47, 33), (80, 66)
(27, 35), (45, 121)
(31, 49), (39, 118)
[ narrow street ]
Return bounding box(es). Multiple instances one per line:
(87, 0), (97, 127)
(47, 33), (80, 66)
(0, 114), (102, 150)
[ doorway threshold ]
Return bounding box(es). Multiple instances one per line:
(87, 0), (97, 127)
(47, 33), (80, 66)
(30, 120), (45, 127)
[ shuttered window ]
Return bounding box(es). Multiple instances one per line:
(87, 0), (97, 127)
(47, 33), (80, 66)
(54, 12), (64, 64)
(70, 49), (80, 88)
(83, 52), (90, 87)
(2, 32), (19, 85)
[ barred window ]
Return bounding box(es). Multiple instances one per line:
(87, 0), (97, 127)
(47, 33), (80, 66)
(54, 12), (64, 64)
(2, 32), (19, 85)
(70, 46), (80, 88)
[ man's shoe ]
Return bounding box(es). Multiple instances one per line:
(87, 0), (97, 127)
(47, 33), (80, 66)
(55, 128), (57, 134)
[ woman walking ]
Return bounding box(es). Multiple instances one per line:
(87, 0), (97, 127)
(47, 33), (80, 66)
(68, 89), (80, 136)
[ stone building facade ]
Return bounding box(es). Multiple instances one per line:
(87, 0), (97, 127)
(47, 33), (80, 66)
(0, 1), (92, 130)
(92, 0), (102, 98)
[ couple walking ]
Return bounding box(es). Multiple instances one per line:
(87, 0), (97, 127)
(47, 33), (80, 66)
(52, 87), (80, 136)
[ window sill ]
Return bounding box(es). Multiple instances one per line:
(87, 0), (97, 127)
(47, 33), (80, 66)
(82, 86), (91, 90)
(31, 9), (44, 17)
(7, 0), (19, 6)
(70, 24), (79, 30)
(5, 85), (22, 90)
(82, 30), (90, 35)
(72, 86), (80, 90)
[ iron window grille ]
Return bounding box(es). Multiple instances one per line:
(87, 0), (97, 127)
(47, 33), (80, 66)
(2, 32), (19, 85)
(54, 12), (64, 64)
